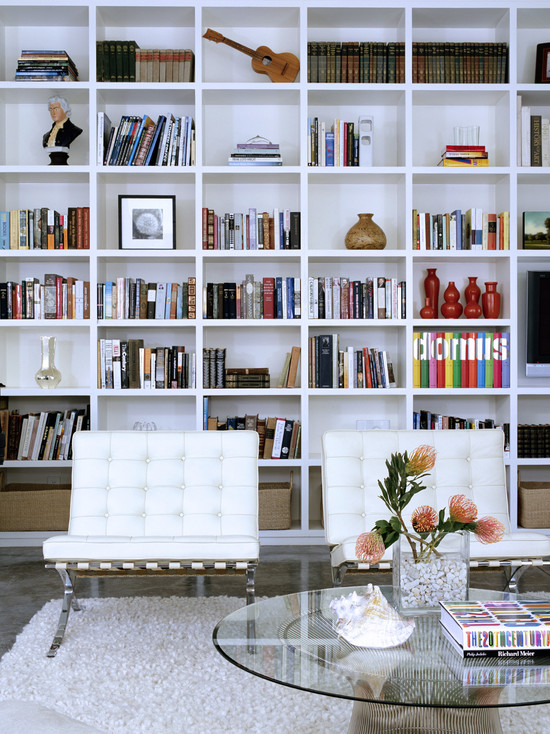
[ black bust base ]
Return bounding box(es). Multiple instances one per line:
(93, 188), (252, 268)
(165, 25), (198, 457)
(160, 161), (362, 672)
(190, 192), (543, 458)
(48, 150), (69, 166)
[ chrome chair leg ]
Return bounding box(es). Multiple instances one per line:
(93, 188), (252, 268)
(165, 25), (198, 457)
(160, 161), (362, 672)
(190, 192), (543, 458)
(332, 563), (348, 587)
(47, 568), (78, 658)
(246, 564), (256, 605)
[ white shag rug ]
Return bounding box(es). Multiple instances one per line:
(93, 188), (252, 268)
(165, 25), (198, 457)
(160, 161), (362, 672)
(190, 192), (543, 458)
(0, 595), (549, 734)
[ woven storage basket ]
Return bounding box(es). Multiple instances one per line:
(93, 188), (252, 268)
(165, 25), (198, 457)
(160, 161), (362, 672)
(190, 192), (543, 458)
(518, 472), (550, 528)
(0, 484), (71, 531)
(259, 472), (293, 530)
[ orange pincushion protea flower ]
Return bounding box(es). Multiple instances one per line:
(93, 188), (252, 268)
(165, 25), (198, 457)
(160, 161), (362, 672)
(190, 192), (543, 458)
(406, 445), (437, 477)
(411, 505), (438, 533)
(355, 531), (386, 564)
(449, 494), (478, 523)
(474, 516), (505, 544)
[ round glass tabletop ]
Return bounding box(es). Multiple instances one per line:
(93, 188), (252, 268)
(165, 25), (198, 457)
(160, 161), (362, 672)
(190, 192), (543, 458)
(213, 585), (550, 710)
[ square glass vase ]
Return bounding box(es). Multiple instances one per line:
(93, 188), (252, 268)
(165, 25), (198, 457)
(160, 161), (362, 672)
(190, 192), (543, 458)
(393, 531), (470, 613)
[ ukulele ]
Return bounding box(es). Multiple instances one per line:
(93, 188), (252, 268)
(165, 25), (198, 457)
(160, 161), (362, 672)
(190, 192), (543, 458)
(203, 29), (300, 83)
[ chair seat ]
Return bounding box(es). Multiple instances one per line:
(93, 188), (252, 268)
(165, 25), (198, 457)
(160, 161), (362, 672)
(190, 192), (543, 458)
(330, 532), (550, 569)
(43, 534), (259, 562)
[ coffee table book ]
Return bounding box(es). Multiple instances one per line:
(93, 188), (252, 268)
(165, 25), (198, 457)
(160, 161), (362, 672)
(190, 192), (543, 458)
(440, 600), (550, 658)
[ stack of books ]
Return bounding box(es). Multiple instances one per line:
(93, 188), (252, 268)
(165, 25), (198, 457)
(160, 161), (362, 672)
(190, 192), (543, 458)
(15, 50), (78, 81)
(228, 141), (282, 166)
(438, 144), (489, 167)
(440, 600), (550, 658)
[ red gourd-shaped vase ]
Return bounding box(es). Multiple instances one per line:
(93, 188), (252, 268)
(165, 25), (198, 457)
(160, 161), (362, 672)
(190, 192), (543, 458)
(423, 268), (440, 318)
(464, 276), (482, 319)
(419, 297), (436, 319)
(482, 282), (501, 318)
(441, 281), (463, 319)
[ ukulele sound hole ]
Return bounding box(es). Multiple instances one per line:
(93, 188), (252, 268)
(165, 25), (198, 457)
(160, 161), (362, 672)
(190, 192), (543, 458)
(261, 56), (272, 66)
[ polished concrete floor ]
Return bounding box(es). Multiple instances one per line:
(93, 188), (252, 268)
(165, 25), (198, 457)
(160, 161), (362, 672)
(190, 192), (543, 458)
(2, 544), (550, 657)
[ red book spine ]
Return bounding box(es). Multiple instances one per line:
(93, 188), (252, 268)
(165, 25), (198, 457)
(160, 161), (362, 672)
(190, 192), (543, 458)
(262, 277), (275, 318)
(56, 276), (63, 319)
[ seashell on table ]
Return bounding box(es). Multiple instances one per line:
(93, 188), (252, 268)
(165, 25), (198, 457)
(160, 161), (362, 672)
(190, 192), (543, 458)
(329, 584), (415, 648)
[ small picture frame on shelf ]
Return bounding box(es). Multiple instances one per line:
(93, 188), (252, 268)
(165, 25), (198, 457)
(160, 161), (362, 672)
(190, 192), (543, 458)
(535, 43), (550, 83)
(523, 211), (550, 249)
(118, 195), (176, 250)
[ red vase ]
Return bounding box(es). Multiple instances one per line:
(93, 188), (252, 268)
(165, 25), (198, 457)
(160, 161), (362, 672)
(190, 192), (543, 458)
(482, 282), (501, 318)
(424, 268), (440, 318)
(441, 281), (463, 319)
(419, 297), (436, 319)
(464, 276), (482, 319)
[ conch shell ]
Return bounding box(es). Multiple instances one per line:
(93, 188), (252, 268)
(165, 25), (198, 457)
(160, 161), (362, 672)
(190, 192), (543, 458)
(329, 584), (415, 648)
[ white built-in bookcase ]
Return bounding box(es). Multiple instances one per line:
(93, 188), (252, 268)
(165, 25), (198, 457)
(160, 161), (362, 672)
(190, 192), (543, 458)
(1, 0), (550, 546)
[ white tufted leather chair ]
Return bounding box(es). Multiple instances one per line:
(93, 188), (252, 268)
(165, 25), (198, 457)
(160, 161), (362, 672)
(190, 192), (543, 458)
(43, 430), (259, 657)
(322, 429), (550, 588)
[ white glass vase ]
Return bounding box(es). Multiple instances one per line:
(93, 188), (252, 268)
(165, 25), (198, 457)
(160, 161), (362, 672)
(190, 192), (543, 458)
(35, 336), (62, 389)
(393, 531), (469, 613)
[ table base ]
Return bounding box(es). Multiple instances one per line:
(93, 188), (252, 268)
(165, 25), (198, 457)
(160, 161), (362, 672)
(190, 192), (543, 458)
(348, 701), (503, 734)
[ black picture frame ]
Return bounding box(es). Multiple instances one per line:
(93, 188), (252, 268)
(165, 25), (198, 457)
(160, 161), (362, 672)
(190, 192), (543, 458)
(118, 195), (176, 250)
(523, 211), (550, 249)
(535, 43), (550, 83)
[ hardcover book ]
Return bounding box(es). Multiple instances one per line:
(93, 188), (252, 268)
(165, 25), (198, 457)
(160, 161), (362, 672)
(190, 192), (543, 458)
(440, 600), (550, 658)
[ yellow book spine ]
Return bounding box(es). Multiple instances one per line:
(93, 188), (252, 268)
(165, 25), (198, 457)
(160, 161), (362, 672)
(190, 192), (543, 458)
(413, 331), (421, 388)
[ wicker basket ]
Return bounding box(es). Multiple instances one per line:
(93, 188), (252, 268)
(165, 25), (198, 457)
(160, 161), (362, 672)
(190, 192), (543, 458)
(518, 472), (550, 528)
(0, 483), (71, 531)
(259, 472), (293, 530)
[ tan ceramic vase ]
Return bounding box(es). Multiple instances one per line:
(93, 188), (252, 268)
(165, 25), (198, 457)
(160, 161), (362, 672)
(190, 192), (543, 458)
(345, 213), (386, 250)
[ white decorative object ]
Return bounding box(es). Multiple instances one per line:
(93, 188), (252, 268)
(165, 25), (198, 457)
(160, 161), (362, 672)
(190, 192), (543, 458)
(329, 584), (415, 648)
(34, 335), (62, 389)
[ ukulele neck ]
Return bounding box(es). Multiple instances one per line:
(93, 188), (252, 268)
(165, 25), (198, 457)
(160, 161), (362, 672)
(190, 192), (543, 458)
(220, 37), (256, 59)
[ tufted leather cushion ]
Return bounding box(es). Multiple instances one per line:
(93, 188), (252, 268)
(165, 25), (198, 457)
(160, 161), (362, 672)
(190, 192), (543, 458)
(322, 429), (550, 565)
(44, 430), (259, 563)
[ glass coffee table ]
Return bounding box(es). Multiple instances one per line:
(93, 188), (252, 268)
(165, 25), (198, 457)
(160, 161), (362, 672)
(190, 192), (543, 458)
(213, 585), (550, 734)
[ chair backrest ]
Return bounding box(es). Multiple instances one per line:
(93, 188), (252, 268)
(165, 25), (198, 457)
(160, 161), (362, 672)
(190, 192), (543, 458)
(69, 430), (259, 538)
(322, 429), (508, 548)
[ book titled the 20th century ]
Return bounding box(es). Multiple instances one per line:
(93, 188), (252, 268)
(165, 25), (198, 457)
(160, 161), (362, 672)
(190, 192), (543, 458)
(440, 600), (550, 658)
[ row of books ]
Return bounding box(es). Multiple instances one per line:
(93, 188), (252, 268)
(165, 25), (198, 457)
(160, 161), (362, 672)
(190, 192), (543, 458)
(97, 340), (196, 390)
(98, 113), (195, 167)
(0, 408), (88, 462)
(307, 41), (404, 84)
(307, 117), (360, 167)
(97, 278), (197, 320)
(202, 208), (301, 250)
(203, 277), (301, 320)
(278, 347), (301, 388)
(308, 276), (406, 320)
(309, 335), (396, 389)
(413, 331), (511, 389)
(518, 100), (550, 167)
(96, 42), (194, 83)
(413, 412), (510, 446)
(440, 600), (550, 658)
(202, 348), (272, 390)
(205, 412), (301, 460)
(228, 141), (282, 167)
(0, 276), (90, 320)
(412, 42), (509, 84)
(437, 144), (489, 168)
(0, 207), (90, 250)
(517, 424), (550, 458)
(15, 49), (79, 82)
(412, 208), (510, 251)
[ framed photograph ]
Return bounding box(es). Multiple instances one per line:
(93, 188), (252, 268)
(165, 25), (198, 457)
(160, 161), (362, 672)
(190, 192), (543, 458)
(118, 195), (175, 250)
(523, 211), (550, 249)
(535, 43), (550, 83)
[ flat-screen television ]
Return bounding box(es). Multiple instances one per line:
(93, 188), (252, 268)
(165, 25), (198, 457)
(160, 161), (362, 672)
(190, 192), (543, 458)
(526, 271), (550, 377)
